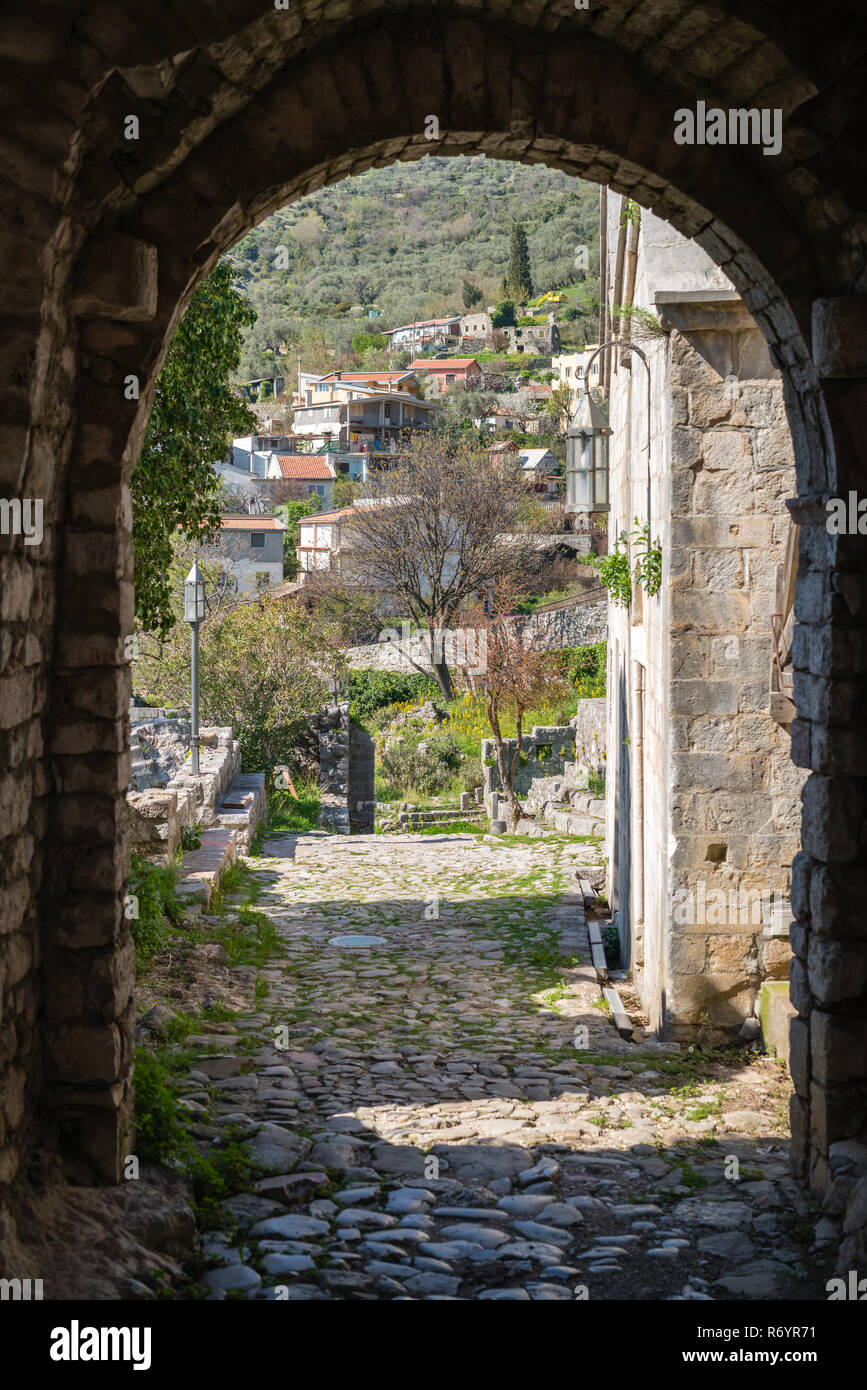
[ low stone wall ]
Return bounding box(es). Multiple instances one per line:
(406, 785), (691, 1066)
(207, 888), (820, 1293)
(345, 595), (607, 672)
(126, 718), (241, 863)
(569, 697), (607, 777)
(482, 724), (576, 799)
(482, 700), (607, 805)
(512, 598), (607, 654)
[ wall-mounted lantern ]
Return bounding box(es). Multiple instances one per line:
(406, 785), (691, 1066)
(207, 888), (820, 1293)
(566, 389), (612, 515)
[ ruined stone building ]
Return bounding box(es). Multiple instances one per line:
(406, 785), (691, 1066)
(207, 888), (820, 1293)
(602, 208), (806, 1043)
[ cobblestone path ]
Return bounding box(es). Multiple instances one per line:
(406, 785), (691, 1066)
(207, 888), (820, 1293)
(182, 831), (824, 1302)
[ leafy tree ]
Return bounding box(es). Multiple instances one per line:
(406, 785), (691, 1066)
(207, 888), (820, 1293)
(332, 475), (365, 510)
(462, 278), (484, 310)
(491, 300), (517, 329)
(351, 330), (387, 354)
(274, 496), (321, 579)
(137, 585), (336, 774)
(133, 264), (256, 635)
(504, 222), (534, 302)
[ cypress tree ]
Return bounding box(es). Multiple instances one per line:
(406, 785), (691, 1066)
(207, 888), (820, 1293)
(504, 222), (533, 302)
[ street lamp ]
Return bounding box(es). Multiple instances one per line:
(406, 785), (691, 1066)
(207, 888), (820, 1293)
(184, 562), (206, 773)
(566, 388), (612, 516)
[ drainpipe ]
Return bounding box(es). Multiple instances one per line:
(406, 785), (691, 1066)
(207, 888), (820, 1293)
(622, 204), (640, 352)
(631, 662), (645, 970)
(610, 196), (627, 376)
(598, 186), (608, 392)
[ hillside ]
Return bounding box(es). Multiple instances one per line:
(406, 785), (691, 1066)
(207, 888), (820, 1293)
(229, 155), (601, 381)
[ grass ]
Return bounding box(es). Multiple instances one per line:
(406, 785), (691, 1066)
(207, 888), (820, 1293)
(416, 819), (488, 836)
(208, 859), (261, 915)
(128, 852), (185, 965)
(515, 584), (584, 616)
(252, 783), (321, 852)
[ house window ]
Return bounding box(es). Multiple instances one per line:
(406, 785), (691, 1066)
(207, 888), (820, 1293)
(250, 533), (266, 549)
(565, 367), (571, 377)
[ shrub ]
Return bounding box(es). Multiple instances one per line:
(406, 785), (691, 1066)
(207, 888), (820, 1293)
(347, 670), (440, 724)
(456, 756), (483, 793)
(602, 924), (621, 969)
(134, 1049), (195, 1165)
(378, 731), (462, 795)
(128, 852), (184, 964)
(588, 768), (606, 798)
(550, 641), (607, 698)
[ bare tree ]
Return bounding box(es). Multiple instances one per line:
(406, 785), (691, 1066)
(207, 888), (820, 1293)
(344, 434), (538, 699)
(455, 577), (568, 830)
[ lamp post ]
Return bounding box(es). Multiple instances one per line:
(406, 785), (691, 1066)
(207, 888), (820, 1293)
(184, 563), (206, 773)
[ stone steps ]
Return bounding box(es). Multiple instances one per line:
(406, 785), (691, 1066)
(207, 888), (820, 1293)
(175, 772), (267, 905)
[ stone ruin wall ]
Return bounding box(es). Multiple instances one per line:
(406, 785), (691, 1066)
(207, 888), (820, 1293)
(318, 702), (375, 834)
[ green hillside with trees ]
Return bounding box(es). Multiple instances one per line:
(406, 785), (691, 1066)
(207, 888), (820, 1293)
(229, 156), (600, 382)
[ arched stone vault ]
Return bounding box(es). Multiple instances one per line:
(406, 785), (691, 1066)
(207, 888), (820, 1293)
(1, 1), (866, 1190)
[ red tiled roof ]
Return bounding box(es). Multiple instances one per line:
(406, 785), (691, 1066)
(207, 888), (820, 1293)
(275, 455), (334, 479)
(320, 371), (415, 383)
(408, 358), (479, 371)
(299, 506), (357, 525)
(220, 516), (284, 531)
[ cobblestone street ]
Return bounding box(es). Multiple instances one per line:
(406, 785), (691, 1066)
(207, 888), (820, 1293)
(177, 830), (824, 1302)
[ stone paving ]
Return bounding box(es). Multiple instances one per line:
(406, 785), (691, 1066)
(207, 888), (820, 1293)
(176, 830), (825, 1302)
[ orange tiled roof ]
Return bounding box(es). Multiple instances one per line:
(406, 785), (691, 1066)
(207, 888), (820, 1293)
(220, 516), (284, 531)
(275, 455), (334, 479)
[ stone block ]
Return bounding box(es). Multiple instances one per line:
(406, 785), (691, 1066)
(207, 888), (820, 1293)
(701, 428), (753, 473)
(811, 1011), (867, 1086)
(790, 955), (811, 1014)
(807, 936), (867, 1004)
(759, 981), (796, 1063)
(45, 1023), (121, 1084)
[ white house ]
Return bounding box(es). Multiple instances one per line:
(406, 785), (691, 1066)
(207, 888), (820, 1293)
(518, 447), (559, 477)
(552, 348), (601, 405)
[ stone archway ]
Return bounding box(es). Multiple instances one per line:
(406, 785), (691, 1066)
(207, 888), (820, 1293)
(1, 1), (865, 1195)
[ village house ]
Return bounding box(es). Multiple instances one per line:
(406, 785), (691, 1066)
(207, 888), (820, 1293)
(292, 374), (439, 453)
(504, 316), (560, 356)
(265, 454), (336, 508)
(386, 316), (462, 352)
(408, 357), (482, 395)
(459, 309), (494, 339)
(460, 310), (560, 355)
(518, 446), (559, 480)
(297, 368), (425, 401)
(553, 348), (602, 403)
(204, 514), (286, 594)
(599, 206), (805, 1042)
(475, 404), (544, 436)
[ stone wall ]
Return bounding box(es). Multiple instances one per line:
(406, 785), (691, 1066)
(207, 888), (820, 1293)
(605, 210), (807, 1044)
(318, 702), (375, 834)
(569, 698), (607, 779)
(482, 725), (575, 800)
(125, 715), (242, 863)
(345, 597), (607, 673)
(484, 701), (606, 830)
